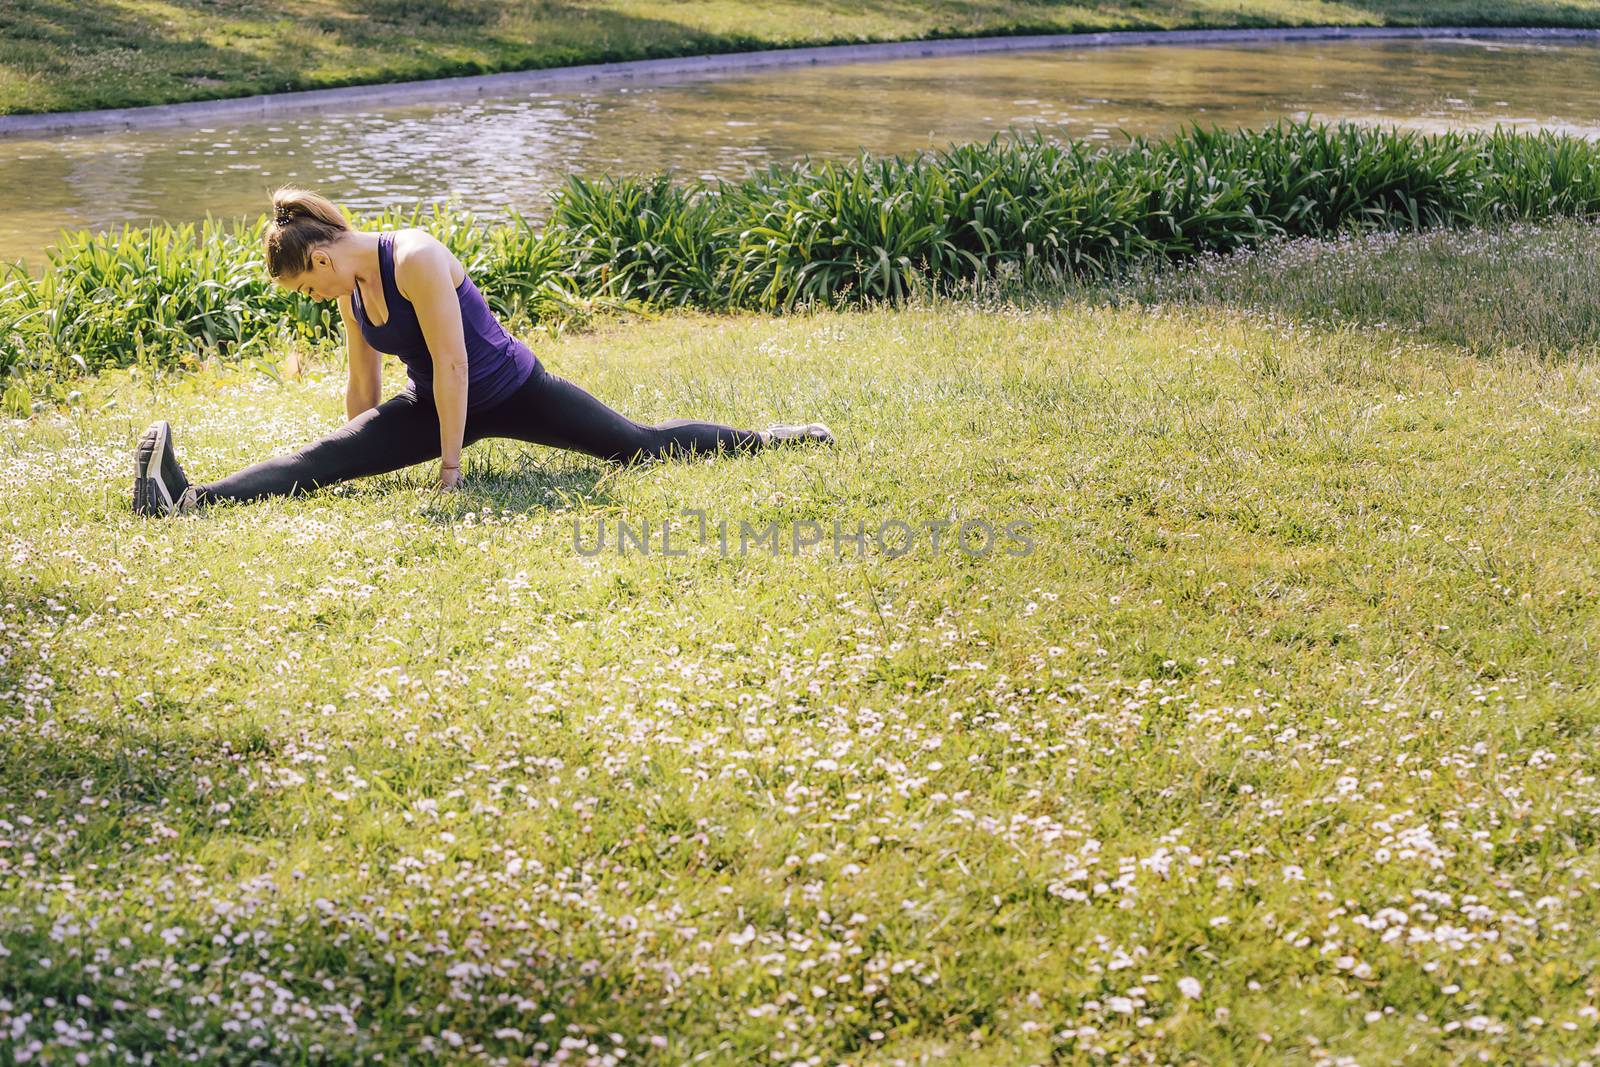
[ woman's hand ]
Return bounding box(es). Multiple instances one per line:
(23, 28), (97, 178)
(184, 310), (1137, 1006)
(437, 463), (463, 492)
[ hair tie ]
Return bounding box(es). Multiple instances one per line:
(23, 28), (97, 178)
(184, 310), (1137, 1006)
(274, 208), (294, 226)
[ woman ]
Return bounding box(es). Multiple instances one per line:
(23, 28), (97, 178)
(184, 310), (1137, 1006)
(132, 187), (832, 516)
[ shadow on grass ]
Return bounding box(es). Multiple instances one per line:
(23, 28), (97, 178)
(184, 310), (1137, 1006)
(194, 441), (623, 522)
(359, 435), (770, 525)
(412, 442), (625, 522)
(2, 0), (242, 69)
(322, 0), (763, 64)
(1337, 0), (1600, 26)
(3, 0), (768, 111)
(0, 0), (304, 108)
(0, 575), (641, 1059)
(0, 578), (275, 846)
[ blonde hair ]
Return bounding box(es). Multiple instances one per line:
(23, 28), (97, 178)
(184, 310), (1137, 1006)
(264, 186), (350, 278)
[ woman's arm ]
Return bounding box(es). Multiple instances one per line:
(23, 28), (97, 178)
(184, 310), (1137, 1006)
(336, 295), (382, 421)
(394, 236), (469, 489)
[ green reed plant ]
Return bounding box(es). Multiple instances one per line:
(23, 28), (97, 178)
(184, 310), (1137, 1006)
(0, 207), (570, 388)
(719, 157), (965, 310)
(1479, 130), (1600, 220)
(1164, 122), (1482, 236)
(935, 137), (1154, 281)
(0, 218), (324, 379)
(552, 175), (726, 308)
(11, 120), (1600, 392)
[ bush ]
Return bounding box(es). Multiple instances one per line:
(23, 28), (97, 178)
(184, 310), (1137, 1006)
(8, 120), (1600, 386)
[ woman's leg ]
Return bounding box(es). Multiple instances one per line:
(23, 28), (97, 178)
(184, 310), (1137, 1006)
(471, 362), (766, 464)
(196, 389), (443, 503)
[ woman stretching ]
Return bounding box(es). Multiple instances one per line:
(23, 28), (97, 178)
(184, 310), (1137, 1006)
(132, 188), (832, 516)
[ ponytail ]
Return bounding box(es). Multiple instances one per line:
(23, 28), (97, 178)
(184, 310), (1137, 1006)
(264, 186), (350, 278)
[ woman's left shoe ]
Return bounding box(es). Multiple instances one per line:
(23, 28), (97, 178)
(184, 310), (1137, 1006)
(759, 422), (835, 447)
(132, 420), (198, 516)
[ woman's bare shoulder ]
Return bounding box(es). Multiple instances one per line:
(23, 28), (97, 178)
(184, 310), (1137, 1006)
(391, 227), (465, 292)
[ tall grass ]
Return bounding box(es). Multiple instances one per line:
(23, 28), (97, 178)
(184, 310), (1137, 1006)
(7, 120), (1600, 393)
(1114, 219), (1600, 358)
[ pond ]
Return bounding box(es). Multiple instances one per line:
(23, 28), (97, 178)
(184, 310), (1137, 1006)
(6, 36), (1600, 269)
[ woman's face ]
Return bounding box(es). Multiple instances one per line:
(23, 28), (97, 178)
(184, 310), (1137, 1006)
(276, 246), (350, 302)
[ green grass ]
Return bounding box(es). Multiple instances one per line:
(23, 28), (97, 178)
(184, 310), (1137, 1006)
(7, 0), (1600, 115)
(2, 222), (1598, 1063)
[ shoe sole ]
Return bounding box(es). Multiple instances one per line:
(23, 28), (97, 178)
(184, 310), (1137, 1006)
(764, 422), (836, 447)
(133, 421), (173, 516)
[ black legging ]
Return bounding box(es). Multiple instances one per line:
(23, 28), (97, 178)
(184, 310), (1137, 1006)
(197, 358), (766, 503)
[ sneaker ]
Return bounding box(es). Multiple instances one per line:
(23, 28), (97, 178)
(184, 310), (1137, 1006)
(759, 422), (835, 447)
(132, 420), (196, 516)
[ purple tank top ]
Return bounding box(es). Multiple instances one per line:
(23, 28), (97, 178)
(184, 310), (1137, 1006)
(351, 232), (536, 412)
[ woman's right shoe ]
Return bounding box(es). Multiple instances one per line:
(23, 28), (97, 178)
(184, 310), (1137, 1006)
(132, 420), (197, 516)
(760, 422), (835, 447)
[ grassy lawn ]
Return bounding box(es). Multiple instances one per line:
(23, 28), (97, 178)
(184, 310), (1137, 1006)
(2, 222), (1598, 1063)
(7, 0), (1600, 115)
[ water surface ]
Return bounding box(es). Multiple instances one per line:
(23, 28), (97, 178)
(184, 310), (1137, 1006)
(7, 38), (1600, 268)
